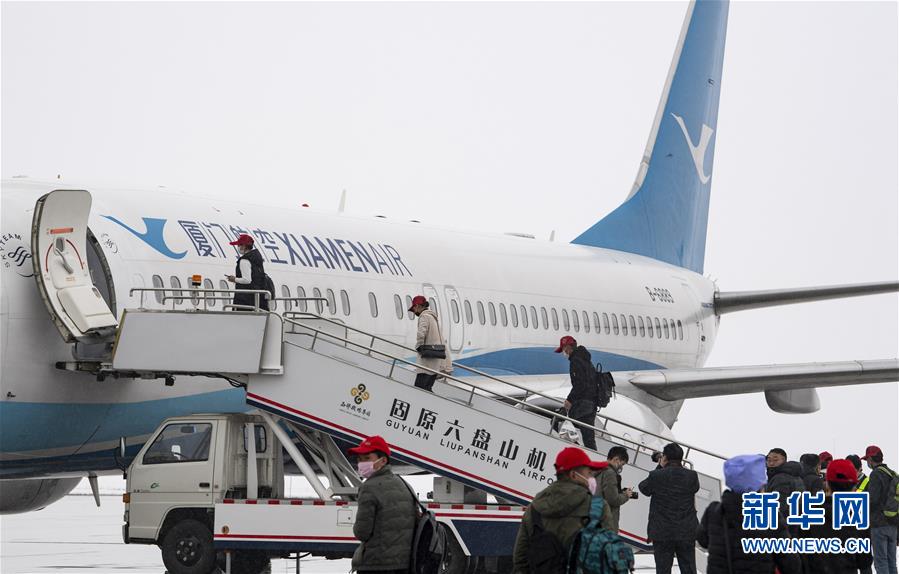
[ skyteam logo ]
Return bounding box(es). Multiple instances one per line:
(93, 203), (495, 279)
(671, 113), (714, 184)
(0, 233), (34, 277)
(101, 215), (187, 259)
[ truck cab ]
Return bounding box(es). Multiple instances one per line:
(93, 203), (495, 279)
(124, 413), (282, 574)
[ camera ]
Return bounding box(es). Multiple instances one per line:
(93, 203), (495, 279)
(629, 491), (639, 500)
(651, 451), (663, 464)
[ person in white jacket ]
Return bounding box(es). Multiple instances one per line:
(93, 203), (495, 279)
(409, 295), (452, 391)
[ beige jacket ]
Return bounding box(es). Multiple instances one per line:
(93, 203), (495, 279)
(415, 309), (453, 375)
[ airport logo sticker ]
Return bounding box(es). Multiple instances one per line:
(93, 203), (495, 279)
(0, 233), (34, 277)
(671, 113), (714, 184)
(340, 384), (372, 420)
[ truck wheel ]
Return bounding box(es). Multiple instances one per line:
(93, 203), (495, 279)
(441, 526), (471, 574)
(161, 519), (217, 574)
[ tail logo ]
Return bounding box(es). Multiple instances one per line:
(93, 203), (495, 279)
(101, 215), (187, 260)
(671, 113), (714, 184)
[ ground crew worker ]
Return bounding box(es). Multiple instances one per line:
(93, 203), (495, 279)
(513, 447), (613, 573)
(638, 442), (700, 574)
(555, 335), (598, 450)
(599, 445), (634, 533)
(800, 458), (874, 574)
(225, 234), (268, 311)
(348, 435), (417, 574)
(410, 295), (452, 391)
(847, 454), (868, 490)
(862, 445), (897, 574)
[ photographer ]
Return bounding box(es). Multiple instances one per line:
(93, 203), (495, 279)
(600, 446), (635, 533)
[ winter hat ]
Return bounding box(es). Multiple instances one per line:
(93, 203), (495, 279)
(724, 454), (767, 494)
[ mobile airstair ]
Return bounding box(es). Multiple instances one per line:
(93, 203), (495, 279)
(111, 288), (725, 553)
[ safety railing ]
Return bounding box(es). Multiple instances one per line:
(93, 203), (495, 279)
(130, 287), (327, 313)
(276, 311), (727, 466)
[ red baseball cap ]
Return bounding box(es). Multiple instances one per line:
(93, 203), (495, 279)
(819, 451), (833, 466)
(554, 447), (608, 474)
(554, 336), (577, 353)
(826, 459), (858, 484)
(229, 234), (254, 246)
(348, 435), (391, 457)
(861, 445), (883, 460)
(408, 295), (427, 311)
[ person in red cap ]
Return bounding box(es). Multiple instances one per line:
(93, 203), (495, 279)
(409, 295), (452, 391)
(347, 436), (417, 574)
(554, 335), (599, 450)
(799, 459), (874, 574)
(819, 450), (834, 471)
(225, 234), (269, 311)
(862, 445), (897, 574)
(513, 447), (612, 573)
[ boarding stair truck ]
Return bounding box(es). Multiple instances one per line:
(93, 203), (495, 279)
(112, 285), (726, 574)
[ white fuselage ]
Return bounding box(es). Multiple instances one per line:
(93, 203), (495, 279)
(0, 179), (719, 477)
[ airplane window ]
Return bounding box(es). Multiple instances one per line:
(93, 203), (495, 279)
(170, 276), (183, 306)
(340, 290), (351, 316)
(297, 286), (308, 312)
(203, 279), (215, 308)
(488, 302), (497, 326)
(654, 317), (662, 339)
(152, 275), (165, 304)
(663, 318), (670, 339)
(602, 313), (610, 334)
(429, 298), (438, 314)
(583, 311), (590, 333)
(369, 292), (379, 318)
(550, 308), (559, 331)
(394, 294), (403, 319)
(476, 301), (486, 325)
(520, 305), (529, 328)
(572, 309), (580, 333)
(464, 300), (473, 324)
(282, 285), (292, 312)
(542, 307), (551, 330)
(313, 288), (324, 314)
(499, 303), (508, 326)
(562, 310), (570, 332)
(629, 315), (637, 337)
(510, 304), (519, 327)
(677, 319), (684, 340)
(593, 312), (601, 333)
(647, 316), (654, 338)
(619, 314), (627, 336)
(326, 289), (337, 314)
(529, 306), (538, 329)
(451, 299), (460, 324)
(611, 313), (619, 335)
(638, 316), (646, 337)
(406, 295), (414, 320)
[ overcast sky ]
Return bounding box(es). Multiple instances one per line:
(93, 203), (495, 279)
(2, 1), (897, 477)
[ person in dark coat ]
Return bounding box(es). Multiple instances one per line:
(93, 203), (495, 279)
(766, 448), (805, 513)
(799, 458), (874, 574)
(226, 234), (269, 310)
(799, 452), (825, 494)
(846, 454), (867, 490)
(555, 335), (598, 450)
(862, 445), (897, 574)
(697, 454), (801, 574)
(638, 443), (699, 574)
(348, 435), (417, 574)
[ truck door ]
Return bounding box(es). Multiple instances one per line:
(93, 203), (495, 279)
(128, 421), (217, 541)
(30, 189), (118, 342)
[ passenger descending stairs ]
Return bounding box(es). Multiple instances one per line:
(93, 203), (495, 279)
(111, 304), (723, 549)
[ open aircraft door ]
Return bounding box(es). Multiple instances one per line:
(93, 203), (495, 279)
(31, 190), (118, 343)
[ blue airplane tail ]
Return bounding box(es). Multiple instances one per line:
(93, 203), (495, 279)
(572, 0), (729, 274)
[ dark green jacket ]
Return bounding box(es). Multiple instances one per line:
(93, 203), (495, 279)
(599, 466), (630, 533)
(513, 479), (613, 573)
(352, 465), (417, 571)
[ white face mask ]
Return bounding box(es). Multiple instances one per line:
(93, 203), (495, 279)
(357, 460), (379, 479)
(575, 472), (597, 495)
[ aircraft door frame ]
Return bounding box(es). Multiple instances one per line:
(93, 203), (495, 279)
(443, 286), (464, 353)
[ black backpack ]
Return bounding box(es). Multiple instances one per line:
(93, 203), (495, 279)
(593, 363), (616, 408)
(527, 507), (567, 574)
(401, 480), (446, 574)
(262, 273), (276, 306)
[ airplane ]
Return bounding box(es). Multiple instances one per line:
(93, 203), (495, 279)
(1, 0), (897, 515)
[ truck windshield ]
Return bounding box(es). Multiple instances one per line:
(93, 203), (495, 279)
(143, 423), (212, 465)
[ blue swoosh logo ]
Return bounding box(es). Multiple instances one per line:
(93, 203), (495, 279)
(101, 215), (187, 260)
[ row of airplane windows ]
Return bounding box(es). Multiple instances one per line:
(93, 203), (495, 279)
(149, 275), (685, 342)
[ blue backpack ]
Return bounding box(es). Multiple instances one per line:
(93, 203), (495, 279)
(568, 497), (634, 574)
